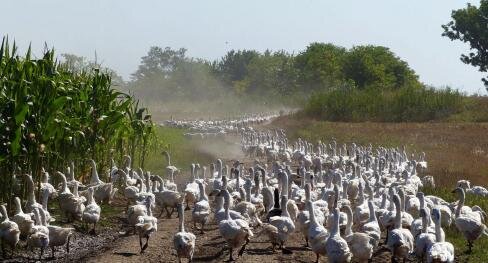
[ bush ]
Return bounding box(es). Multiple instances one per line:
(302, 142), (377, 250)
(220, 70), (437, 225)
(305, 86), (465, 122)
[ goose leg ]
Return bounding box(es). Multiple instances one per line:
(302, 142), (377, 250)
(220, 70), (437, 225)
(40, 247), (44, 260)
(304, 237), (309, 247)
(315, 253), (319, 263)
(51, 247), (55, 259)
(169, 207), (175, 218)
(201, 223), (205, 234)
(67, 234), (72, 254)
(141, 236), (149, 253)
(238, 236), (250, 257)
(467, 241), (473, 253)
(226, 247), (234, 262)
(159, 208), (165, 218)
(139, 237), (143, 252)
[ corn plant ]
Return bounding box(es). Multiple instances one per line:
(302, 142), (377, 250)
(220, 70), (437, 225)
(0, 37), (154, 204)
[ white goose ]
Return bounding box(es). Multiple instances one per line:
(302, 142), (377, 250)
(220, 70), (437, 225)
(24, 174), (42, 213)
(326, 207), (352, 263)
(217, 189), (253, 261)
(427, 208), (454, 263)
(296, 184), (325, 247)
(173, 203), (196, 263)
(40, 168), (57, 198)
(234, 178), (262, 227)
(56, 171), (85, 222)
(214, 176), (247, 224)
(305, 200), (328, 263)
(27, 208), (50, 260)
(82, 187), (101, 234)
(40, 187), (54, 223)
(184, 164), (200, 210)
(192, 181), (211, 233)
(342, 204), (373, 263)
(414, 208), (436, 260)
(387, 194), (414, 262)
(360, 200), (381, 248)
(452, 187), (488, 252)
(135, 196), (158, 253)
(152, 174), (182, 218)
(11, 196), (34, 239)
(0, 204), (21, 257)
(38, 208), (74, 259)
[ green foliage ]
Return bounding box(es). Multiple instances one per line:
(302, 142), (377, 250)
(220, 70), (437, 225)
(0, 37), (153, 203)
(343, 45), (419, 90)
(295, 43), (347, 91)
(305, 86), (464, 122)
(213, 49), (260, 86)
(442, 0), (488, 88)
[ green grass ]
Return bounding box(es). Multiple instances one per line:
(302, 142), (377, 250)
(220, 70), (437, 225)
(144, 126), (215, 179)
(305, 86), (465, 122)
(423, 187), (488, 263)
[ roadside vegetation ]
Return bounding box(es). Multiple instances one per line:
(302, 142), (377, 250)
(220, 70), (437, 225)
(0, 38), (153, 204)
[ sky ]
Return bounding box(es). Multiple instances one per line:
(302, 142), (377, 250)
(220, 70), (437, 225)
(1, 0), (486, 94)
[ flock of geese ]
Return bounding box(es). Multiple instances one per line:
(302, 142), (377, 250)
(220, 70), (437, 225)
(163, 113), (280, 139)
(2, 123), (488, 263)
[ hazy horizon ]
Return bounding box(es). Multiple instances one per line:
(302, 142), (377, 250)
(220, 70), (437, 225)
(1, 0), (486, 94)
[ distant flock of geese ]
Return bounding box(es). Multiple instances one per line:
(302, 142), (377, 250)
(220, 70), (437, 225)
(1, 124), (488, 263)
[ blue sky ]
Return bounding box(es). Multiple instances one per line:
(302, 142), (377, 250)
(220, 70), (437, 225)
(2, 0), (485, 93)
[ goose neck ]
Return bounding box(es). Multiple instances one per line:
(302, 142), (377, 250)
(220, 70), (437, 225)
(331, 209), (340, 236)
(394, 197), (402, 229)
(245, 185), (251, 202)
(90, 161), (100, 183)
(223, 193), (231, 220)
(344, 206), (353, 236)
(281, 196), (290, 218)
(455, 190), (465, 218)
(42, 190), (49, 210)
(0, 205), (8, 220)
(13, 197), (23, 214)
(178, 205), (185, 232)
(434, 219), (442, 242)
(368, 202), (377, 222)
(419, 211), (427, 233)
(308, 202), (317, 224)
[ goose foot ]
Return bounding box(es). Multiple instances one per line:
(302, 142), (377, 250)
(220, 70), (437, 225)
(304, 237), (309, 248)
(281, 247), (293, 254)
(224, 248), (234, 262)
(50, 247), (56, 259)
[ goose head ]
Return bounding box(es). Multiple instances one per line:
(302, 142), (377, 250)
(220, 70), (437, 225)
(431, 207), (441, 224)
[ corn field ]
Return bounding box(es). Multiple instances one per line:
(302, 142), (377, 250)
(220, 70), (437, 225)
(0, 37), (154, 204)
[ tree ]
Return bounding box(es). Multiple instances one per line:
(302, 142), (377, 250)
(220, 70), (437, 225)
(442, 0), (488, 89)
(294, 43), (347, 91)
(60, 53), (125, 88)
(131, 47), (187, 81)
(213, 50), (259, 86)
(342, 45), (418, 90)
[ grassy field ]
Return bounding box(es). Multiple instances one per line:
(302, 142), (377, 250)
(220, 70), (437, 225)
(144, 126), (215, 179)
(268, 115), (488, 262)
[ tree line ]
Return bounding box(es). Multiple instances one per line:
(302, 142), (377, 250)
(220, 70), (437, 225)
(126, 43), (422, 103)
